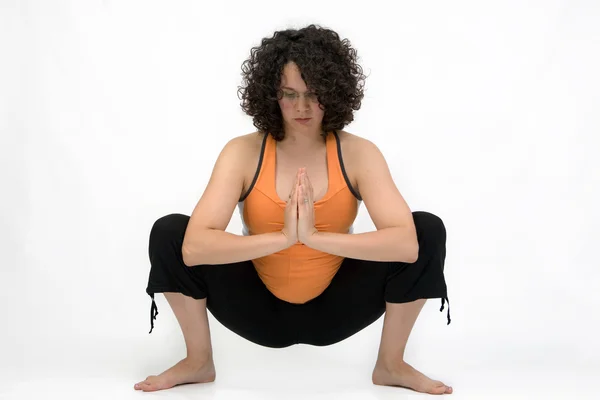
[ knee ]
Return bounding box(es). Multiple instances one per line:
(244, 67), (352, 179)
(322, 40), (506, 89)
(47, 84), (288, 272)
(149, 213), (190, 251)
(412, 211), (446, 247)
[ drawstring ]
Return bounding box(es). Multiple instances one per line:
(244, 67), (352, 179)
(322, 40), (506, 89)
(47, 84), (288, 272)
(440, 297), (451, 325)
(149, 293), (159, 334)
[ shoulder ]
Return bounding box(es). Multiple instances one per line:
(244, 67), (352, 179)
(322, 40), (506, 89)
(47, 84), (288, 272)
(210, 131), (264, 182)
(335, 130), (382, 165)
(335, 130), (387, 196)
(224, 132), (266, 196)
(225, 130), (264, 148)
(222, 131), (265, 161)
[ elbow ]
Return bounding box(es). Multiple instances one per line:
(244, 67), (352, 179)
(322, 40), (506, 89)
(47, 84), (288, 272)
(410, 243), (420, 263)
(391, 247), (418, 264)
(182, 243), (203, 267)
(403, 243), (419, 264)
(394, 227), (419, 263)
(182, 229), (214, 266)
(408, 248), (419, 263)
(181, 244), (193, 267)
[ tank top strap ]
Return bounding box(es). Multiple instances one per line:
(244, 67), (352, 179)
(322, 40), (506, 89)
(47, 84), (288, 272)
(325, 130), (347, 192)
(262, 132), (277, 183)
(252, 132), (278, 200)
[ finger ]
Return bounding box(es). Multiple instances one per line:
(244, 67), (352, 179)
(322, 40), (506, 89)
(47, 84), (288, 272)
(305, 172), (313, 190)
(298, 185), (305, 207)
(305, 172), (310, 191)
(292, 178), (298, 199)
(305, 174), (314, 197)
(297, 185), (302, 213)
(296, 182), (300, 212)
(291, 184), (297, 204)
(290, 174), (300, 198)
(302, 173), (312, 199)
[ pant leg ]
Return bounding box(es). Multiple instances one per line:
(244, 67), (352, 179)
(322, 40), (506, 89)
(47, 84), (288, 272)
(384, 211), (450, 323)
(145, 213), (297, 348)
(297, 211), (451, 347)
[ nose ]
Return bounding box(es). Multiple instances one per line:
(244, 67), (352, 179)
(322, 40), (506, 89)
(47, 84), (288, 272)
(296, 95), (310, 111)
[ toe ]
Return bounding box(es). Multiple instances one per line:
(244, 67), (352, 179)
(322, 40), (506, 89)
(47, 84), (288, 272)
(430, 382), (449, 395)
(136, 381), (155, 392)
(134, 381), (148, 390)
(141, 383), (156, 392)
(434, 380), (453, 394)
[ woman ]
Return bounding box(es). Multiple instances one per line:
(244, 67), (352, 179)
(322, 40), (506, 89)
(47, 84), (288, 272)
(135, 24), (452, 395)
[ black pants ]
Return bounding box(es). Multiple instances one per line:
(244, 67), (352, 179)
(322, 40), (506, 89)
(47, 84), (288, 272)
(145, 211), (450, 348)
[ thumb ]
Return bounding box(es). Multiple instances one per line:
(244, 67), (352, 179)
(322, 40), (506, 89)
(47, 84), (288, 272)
(291, 182), (298, 205)
(297, 185), (304, 215)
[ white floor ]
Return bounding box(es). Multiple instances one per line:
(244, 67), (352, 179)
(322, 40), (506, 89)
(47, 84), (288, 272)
(3, 358), (598, 400)
(2, 326), (598, 400)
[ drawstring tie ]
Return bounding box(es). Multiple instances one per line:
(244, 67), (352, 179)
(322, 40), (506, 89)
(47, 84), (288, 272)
(149, 293), (159, 334)
(440, 297), (451, 325)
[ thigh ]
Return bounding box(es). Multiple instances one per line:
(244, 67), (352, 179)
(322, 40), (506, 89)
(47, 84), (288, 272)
(198, 260), (298, 348)
(148, 213), (296, 348)
(297, 258), (390, 346)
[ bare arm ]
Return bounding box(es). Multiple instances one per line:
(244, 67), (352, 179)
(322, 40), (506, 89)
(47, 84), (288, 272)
(182, 135), (289, 266)
(184, 230), (288, 266)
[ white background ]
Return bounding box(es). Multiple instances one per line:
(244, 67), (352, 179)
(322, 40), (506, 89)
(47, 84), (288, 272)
(1, 0), (599, 399)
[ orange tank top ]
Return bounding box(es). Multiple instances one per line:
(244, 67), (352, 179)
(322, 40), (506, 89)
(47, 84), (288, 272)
(237, 130), (362, 304)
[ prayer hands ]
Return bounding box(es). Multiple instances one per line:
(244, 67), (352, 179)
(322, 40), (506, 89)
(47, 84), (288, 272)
(297, 168), (318, 244)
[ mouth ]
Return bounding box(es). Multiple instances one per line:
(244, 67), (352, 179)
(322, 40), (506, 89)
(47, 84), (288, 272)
(295, 118), (311, 122)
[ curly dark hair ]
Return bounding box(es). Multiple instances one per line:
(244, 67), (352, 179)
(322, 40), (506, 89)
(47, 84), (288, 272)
(237, 24), (367, 141)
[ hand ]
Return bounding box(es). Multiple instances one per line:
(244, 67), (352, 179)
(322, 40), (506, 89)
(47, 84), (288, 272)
(282, 169), (301, 247)
(297, 168), (319, 244)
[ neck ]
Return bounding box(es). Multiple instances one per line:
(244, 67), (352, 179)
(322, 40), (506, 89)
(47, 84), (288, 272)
(279, 126), (327, 152)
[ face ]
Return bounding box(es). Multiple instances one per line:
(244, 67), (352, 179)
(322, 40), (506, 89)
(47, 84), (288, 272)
(277, 62), (325, 134)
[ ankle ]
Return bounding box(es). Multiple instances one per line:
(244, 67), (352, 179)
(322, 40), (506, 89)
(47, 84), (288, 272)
(185, 351), (213, 365)
(375, 357), (407, 371)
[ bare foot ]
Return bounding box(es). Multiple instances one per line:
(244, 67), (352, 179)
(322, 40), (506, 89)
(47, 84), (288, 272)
(372, 361), (452, 395)
(134, 356), (216, 392)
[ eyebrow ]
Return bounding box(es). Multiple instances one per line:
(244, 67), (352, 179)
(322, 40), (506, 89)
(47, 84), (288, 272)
(280, 86), (313, 92)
